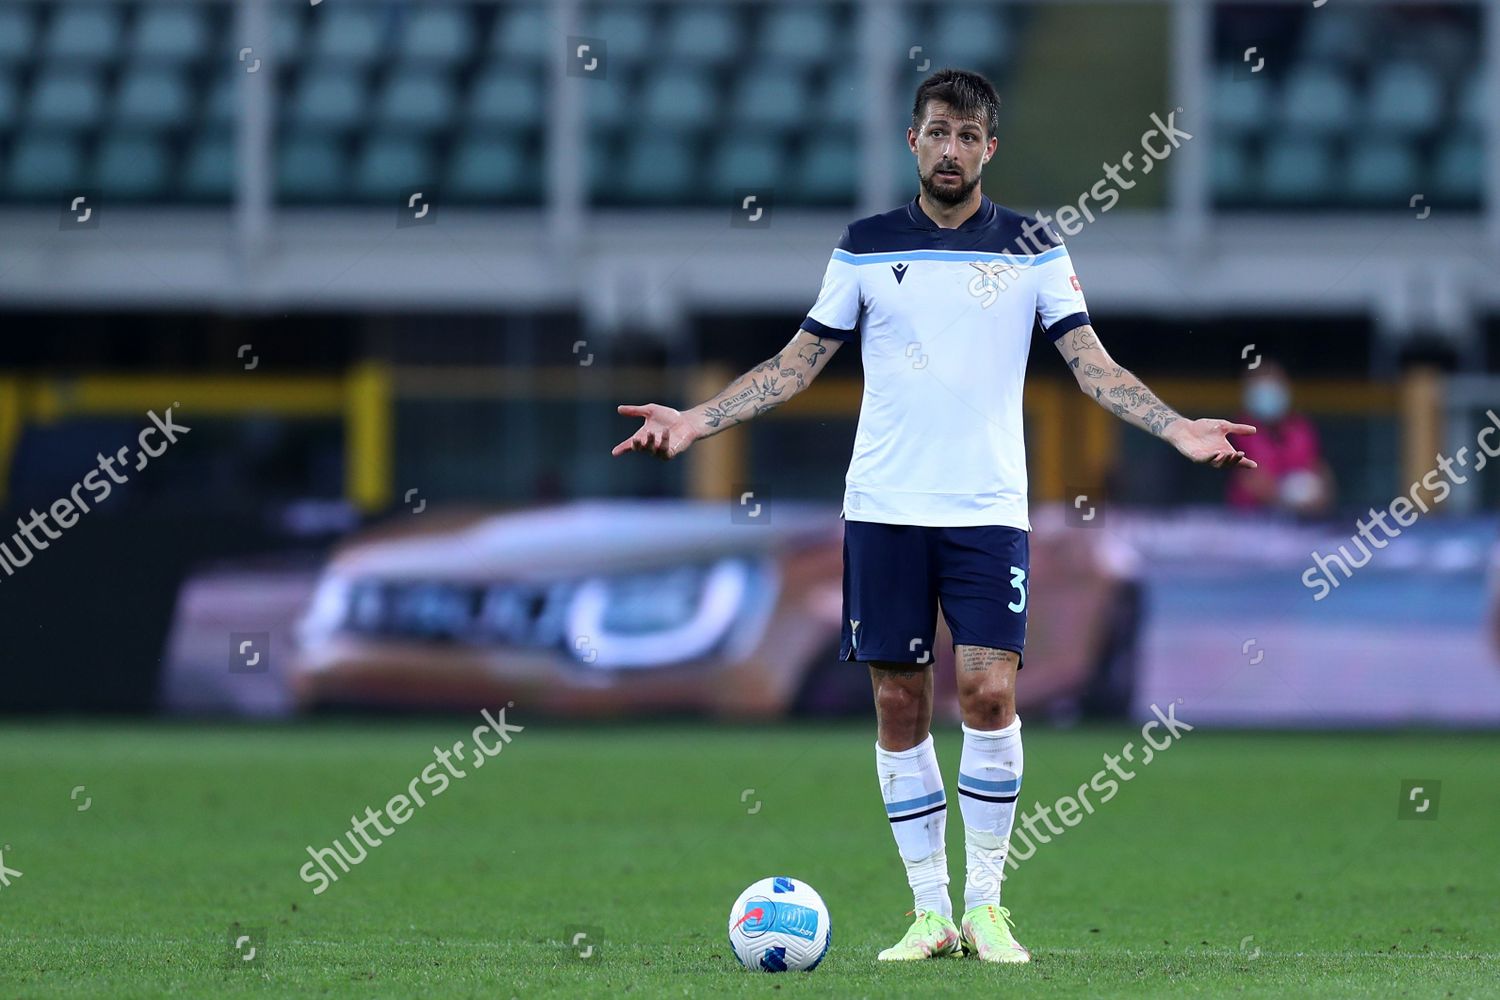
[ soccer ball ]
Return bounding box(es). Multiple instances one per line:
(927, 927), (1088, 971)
(727, 876), (832, 972)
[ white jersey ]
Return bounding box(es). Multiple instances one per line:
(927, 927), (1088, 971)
(801, 196), (1090, 530)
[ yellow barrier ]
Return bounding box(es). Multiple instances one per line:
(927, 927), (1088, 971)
(345, 362), (394, 511)
(0, 377), (22, 508)
(0, 367), (1434, 510)
(0, 368), (392, 511)
(25, 376), (346, 423)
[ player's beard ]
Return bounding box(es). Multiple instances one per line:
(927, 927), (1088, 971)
(919, 161), (980, 206)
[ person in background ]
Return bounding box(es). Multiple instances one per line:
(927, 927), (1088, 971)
(1227, 361), (1335, 515)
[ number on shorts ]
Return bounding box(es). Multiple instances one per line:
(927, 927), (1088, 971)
(1007, 566), (1027, 613)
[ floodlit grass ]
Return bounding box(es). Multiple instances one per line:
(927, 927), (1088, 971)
(1, 722), (1495, 998)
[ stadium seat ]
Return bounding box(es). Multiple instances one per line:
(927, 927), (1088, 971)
(28, 69), (106, 129)
(447, 135), (529, 201)
(182, 131), (235, 200)
(468, 68), (545, 128)
(1433, 135), (1482, 202)
(732, 69), (808, 133)
(619, 135), (697, 203)
(288, 71), (367, 131)
(931, 4), (1011, 68)
(794, 142), (858, 203)
(640, 70), (716, 131)
(490, 5), (550, 65)
(664, 7), (740, 65)
(131, 4), (211, 64)
(375, 71), (454, 132)
(397, 6), (475, 65)
(205, 73), (237, 127)
(7, 135), (84, 196)
(1279, 66), (1356, 136)
(1456, 71), (1482, 134)
(353, 135), (435, 200)
(869, 5), (920, 66)
(96, 133), (172, 198)
(1211, 139), (1253, 203)
(278, 133), (346, 200)
(1345, 138), (1418, 206)
(707, 135), (786, 197)
(0, 74), (17, 130)
(1259, 136), (1334, 203)
(585, 140), (612, 200)
(583, 77), (630, 128)
(115, 67), (192, 130)
(0, 6), (36, 65)
(891, 140), (918, 194)
(758, 6), (838, 65)
(45, 5), (123, 63)
(1297, 8), (1369, 68)
(822, 68), (862, 128)
(272, 5), (305, 62)
(1211, 68), (1271, 136)
(308, 6), (385, 66)
(1365, 63), (1443, 137)
(584, 6), (656, 66)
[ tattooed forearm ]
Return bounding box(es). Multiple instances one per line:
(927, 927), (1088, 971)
(1105, 376), (1179, 436)
(689, 334), (836, 437)
(751, 352), (784, 374)
(1106, 384), (1165, 410)
(1058, 324), (1182, 439)
(1097, 374), (1180, 437)
(1142, 405), (1178, 436)
(700, 374), (786, 428)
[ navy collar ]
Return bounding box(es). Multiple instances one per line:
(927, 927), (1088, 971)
(908, 194), (994, 232)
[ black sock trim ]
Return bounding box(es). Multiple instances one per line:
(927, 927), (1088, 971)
(888, 802), (947, 823)
(958, 788), (1019, 804)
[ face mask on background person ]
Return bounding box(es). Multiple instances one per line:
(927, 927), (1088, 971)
(1245, 381), (1290, 422)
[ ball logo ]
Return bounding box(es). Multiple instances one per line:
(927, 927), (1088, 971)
(1070, 275), (1082, 292)
(734, 897), (818, 940)
(773, 904), (820, 940)
(736, 900), (774, 937)
(733, 906), (765, 930)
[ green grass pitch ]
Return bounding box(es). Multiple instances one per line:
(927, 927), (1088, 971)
(1, 722), (1495, 998)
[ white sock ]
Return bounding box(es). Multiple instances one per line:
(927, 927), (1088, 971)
(875, 734), (951, 919)
(959, 717), (1024, 911)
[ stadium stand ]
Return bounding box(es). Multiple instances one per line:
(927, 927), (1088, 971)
(0, 0), (1485, 212)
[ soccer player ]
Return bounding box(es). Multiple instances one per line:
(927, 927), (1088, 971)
(612, 69), (1256, 964)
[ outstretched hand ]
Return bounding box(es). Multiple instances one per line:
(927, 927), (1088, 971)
(1166, 418), (1258, 469)
(611, 403), (699, 460)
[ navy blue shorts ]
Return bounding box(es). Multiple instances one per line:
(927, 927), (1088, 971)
(839, 520), (1029, 667)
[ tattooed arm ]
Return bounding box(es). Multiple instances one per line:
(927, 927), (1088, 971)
(612, 328), (841, 460)
(691, 329), (839, 435)
(1055, 324), (1259, 469)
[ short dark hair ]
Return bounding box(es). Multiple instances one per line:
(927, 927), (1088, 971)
(911, 69), (1001, 139)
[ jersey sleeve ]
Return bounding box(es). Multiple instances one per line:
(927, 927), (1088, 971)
(800, 228), (861, 342)
(1034, 246), (1091, 341)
